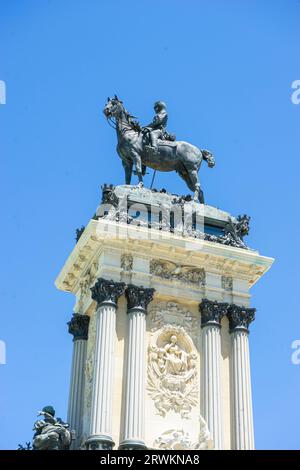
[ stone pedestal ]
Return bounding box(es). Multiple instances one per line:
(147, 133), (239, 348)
(55, 185), (273, 450)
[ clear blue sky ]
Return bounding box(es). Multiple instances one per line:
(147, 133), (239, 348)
(0, 0), (299, 450)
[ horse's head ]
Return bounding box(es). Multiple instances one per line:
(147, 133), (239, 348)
(103, 95), (125, 119)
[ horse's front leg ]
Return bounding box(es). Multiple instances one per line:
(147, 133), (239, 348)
(122, 161), (133, 185)
(132, 151), (143, 187)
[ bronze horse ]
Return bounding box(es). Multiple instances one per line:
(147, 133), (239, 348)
(103, 96), (215, 202)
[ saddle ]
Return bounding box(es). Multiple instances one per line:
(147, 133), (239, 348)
(144, 140), (177, 159)
(142, 130), (177, 155)
(157, 139), (177, 148)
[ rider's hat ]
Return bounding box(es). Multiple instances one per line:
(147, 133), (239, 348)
(154, 101), (166, 110)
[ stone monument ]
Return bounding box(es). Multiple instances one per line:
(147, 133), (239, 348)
(54, 98), (274, 450)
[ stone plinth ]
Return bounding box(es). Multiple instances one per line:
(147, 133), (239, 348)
(55, 185), (273, 450)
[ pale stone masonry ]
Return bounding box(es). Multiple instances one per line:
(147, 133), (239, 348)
(56, 187), (273, 450)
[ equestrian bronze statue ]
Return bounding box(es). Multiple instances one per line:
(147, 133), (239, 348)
(103, 96), (215, 203)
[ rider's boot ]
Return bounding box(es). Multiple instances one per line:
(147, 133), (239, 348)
(150, 134), (159, 155)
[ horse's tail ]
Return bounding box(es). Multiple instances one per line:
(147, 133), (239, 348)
(202, 149), (215, 168)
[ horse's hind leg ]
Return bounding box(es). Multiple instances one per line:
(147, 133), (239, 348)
(178, 168), (204, 203)
(122, 161), (133, 185)
(188, 169), (205, 203)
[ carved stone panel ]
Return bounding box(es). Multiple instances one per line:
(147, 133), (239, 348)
(82, 311), (97, 438)
(150, 259), (205, 287)
(147, 323), (198, 419)
(121, 253), (133, 272)
(77, 261), (99, 311)
(221, 275), (233, 292)
(153, 417), (212, 450)
(149, 301), (199, 337)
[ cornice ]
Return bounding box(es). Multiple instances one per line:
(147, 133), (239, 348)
(55, 219), (274, 295)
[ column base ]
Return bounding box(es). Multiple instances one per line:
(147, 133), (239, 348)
(86, 435), (115, 450)
(118, 439), (147, 450)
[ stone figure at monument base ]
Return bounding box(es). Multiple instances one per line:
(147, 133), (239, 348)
(32, 406), (71, 450)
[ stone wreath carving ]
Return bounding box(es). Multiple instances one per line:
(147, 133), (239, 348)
(149, 301), (198, 337)
(150, 259), (205, 287)
(153, 417), (212, 450)
(147, 324), (198, 418)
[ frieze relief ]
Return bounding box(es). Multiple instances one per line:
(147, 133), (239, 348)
(149, 301), (199, 337)
(121, 253), (133, 272)
(77, 261), (99, 311)
(150, 259), (205, 287)
(221, 275), (233, 292)
(147, 323), (198, 419)
(152, 417), (213, 450)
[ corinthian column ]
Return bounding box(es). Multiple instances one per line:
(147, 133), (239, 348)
(67, 313), (90, 449)
(119, 285), (154, 450)
(228, 305), (256, 450)
(86, 278), (125, 450)
(199, 299), (228, 450)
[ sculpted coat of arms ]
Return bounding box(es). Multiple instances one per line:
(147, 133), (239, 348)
(147, 324), (198, 418)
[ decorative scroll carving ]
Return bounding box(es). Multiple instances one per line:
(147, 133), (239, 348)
(149, 302), (198, 337)
(199, 299), (229, 327)
(227, 304), (256, 333)
(91, 278), (125, 306)
(153, 417), (212, 450)
(121, 254), (133, 272)
(147, 324), (198, 418)
(80, 262), (98, 297)
(150, 259), (205, 287)
(126, 285), (154, 311)
(75, 226), (85, 243)
(203, 215), (250, 250)
(222, 275), (233, 292)
(101, 183), (119, 207)
(68, 314), (90, 341)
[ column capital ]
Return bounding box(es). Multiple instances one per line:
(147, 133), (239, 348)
(68, 314), (90, 341)
(126, 285), (154, 312)
(227, 304), (256, 333)
(200, 298), (229, 328)
(91, 278), (125, 307)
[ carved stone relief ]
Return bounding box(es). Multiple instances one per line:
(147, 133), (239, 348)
(83, 310), (96, 437)
(221, 275), (233, 292)
(77, 260), (98, 311)
(121, 253), (133, 272)
(147, 323), (198, 419)
(150, 259), (205, 287)
(153, 416), (212, 450)
(149, 301), (198, 337)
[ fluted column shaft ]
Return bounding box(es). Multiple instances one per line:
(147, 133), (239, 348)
(67, 314), (90, 449)
(228, 305), (256, 450)
(200, 299), (228, 450)
(120, 285), (154, 450)
(86, 278), (125, 450)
